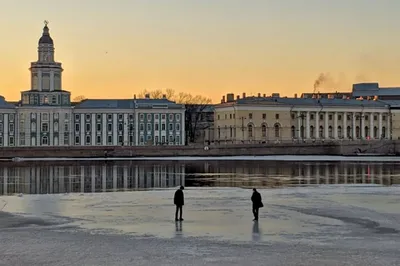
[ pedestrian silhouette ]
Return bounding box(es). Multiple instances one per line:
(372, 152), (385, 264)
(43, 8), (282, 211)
(174, 186), (185, 221)
(251, 188), (263, 221)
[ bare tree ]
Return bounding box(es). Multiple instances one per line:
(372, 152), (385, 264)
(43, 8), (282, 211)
(137, 89), (212, 144)
(73, 95), (87, 102)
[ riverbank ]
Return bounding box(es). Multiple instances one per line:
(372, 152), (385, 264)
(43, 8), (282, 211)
(0, 140), (396, 159)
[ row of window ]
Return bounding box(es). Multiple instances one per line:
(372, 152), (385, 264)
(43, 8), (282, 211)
(0, 123), (15, 133)
(139, 123), (180, 132)
(217, 112), (389, 121)
(0, 136), (15, 146)
(74, 113), (182, 122)
(139, 113), (180, 121)
(290, 125), (387, 139)
(72, 135), (181, 146)
(0, 114), (15, 122)
(217, 124), (282, 139)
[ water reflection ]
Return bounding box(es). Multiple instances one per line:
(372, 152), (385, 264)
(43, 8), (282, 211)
(0, 160), (399, 195)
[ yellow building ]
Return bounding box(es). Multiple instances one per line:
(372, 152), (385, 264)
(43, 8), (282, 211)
(214, 95), (392, 143)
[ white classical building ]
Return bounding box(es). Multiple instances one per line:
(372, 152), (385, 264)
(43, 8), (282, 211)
(0, 23), (185, 147)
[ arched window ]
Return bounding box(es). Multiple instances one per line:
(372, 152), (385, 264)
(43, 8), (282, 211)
(338, 126), (342, 138)
(356, 126), (360, 139)
(382, 127), (386, 138)
(261, 124), (267, 138)
(328, 126), (333, 138)
(374, 126), (378, 139)
(274, 123), (280, 138)
(248, 124), (253, 138)
(291, 126), (296, 138)
(319, 126), (324, 138)
(300, 126), (304, 138)
(347, 126), (351, 138)
(310, 126), (314, 138)
(41, 136), (48, 145)
(365, 126), (369, 138)
(86, 135), (91, 145)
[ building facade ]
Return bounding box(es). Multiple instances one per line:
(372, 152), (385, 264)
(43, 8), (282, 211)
(215, 95), (393, 143)
(0, 23), (185, 147)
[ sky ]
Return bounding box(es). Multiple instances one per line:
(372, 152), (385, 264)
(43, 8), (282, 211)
(1, 0), (400, 103)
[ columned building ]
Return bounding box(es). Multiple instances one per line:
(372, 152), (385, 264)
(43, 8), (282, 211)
(215, 96), (392, 143)
(0, 22), (185, 147)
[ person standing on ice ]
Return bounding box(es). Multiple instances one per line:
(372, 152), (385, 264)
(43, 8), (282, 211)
(251, 188), (263, 221)
(174, 186), (185, 221)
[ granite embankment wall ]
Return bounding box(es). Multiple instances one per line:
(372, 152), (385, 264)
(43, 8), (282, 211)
(0, 140), (396, 159)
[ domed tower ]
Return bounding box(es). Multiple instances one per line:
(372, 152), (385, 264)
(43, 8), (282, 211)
(21, 21), (71, 106)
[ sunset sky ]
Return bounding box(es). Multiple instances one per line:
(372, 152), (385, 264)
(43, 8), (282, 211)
(1, 0), (400, 103)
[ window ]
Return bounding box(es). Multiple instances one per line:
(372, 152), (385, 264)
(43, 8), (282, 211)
(328, 126), (333, 138)
(365, 126), (369, 138)
(262, 114), (266, 119)
(249, 113), (253, 119)
(169, 135), (174, 143)
(374, 115), (377, 121)
(9, 123), (14, 132)
(161, 123), (166, 131)
(176, 135), (180, 144)
(129, 124), (134, 131)
(86, 114), (91, 120)
(383, 116), (386, 121)
(97, 114), (102, 120)
(140, 135), (144, 144)
(75, 136), (80, 145)
(365, 115), (368, 121)
(147, 123), (152, 131)
(261, 124), (267, 137)
(54, 122), (59, 132)
(140, 123), (144, 131)
(118, 114), (123, 120)
(169, 123), (173, 131)
(31, 122), (36, 131)
(155, 136), (159, 144)
(176, 123), (180, 131)
(320, 114), (323, 120)
(86, 123), (90, 132)
(176, 114), (180, 121)
(42, 113), (48, 121)
(147, 114), (152, 121)
(161, 114), (166, 120)
(140, 114), (144, 121)
(155, 123), (159, 131)
(41, 123), (48, 132)
(75, 114), (80, 121)
(374, 126), (378, 139)
(338, 115), (342, 121)
(230, 114), (232, 119)
(337, 126), (342, 138)
(347, 114), (351, 121)
(319, 126), (324, 138)
(64, 113), (69, 120)
(248, 124), (253, 138)
(329, 114), (332, 120)
(310, 126), (314, 138)
(64, 134), (69, 145)
(356, 126), (360, 139)
(86, 136), (91, 145)
(291, 113), (295, 119)
(161, 136), (166, 143)
(310, 114), (314, 120)
(75, 123), (80, 132)
(169, 114), (174, 121)
(147, 135), (152, 140)
(9, 136), (14, 146)
(382, 127), (386, 138)
(107, 123), (112, 131)
(275, 114), (279, 119)
(42, 136), (49, 145)
(54, 113), (59, 120)
(97, 123), (101, 131)
(217, 115), (220, 120)
(0, 123), (2, 132)
(107, 136), (112, 144)
(96, 136), (101, 144)
(155, 114), (159, 120)
(9, 114), (14, 121)
(129, 114), (134, 120)
(129, 135), (134, 144)
(118, 136), (123, 144)
(274, 124), (280, 138)
(108, 114), (112, 121)
(64, 123), (69, 131)
(0, 136), (3, 145)
(118, 123), (123, 131)
(291, 126), (296, 138)
(347, 126), (351, 139)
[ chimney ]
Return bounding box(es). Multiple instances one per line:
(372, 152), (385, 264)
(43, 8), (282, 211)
(294, 93), (298, 98)
(226, 93), (234, 102)
(236, 95), (240, 100)
(145, 93), (150, 99)
(133, 94), (136, 99)
(242, 92), (246, 98)
(221, 95), (226, 103)
(257, 93), (261, 97)
(162, 94), (166, 99)
(263, 94), (266, 97)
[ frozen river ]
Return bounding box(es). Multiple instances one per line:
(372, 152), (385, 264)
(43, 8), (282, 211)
(0, 158), (400, 265)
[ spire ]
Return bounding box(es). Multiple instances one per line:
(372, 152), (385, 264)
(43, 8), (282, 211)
(38, 20), (53, 45)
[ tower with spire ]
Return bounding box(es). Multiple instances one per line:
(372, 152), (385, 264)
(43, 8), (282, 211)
(21, 21), (71, 106)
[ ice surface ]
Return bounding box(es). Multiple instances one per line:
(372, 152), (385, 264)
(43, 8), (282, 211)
(1, 186), (400, 265)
